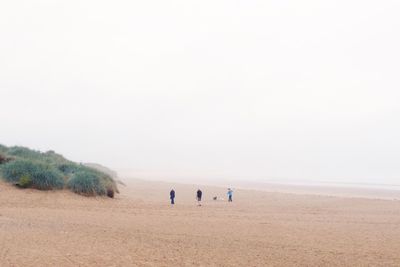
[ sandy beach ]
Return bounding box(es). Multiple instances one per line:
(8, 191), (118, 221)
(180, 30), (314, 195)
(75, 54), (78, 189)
(1, 179), (400, 266)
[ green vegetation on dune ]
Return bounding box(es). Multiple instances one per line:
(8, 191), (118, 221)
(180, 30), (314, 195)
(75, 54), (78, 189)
(84, 162), (125, 186)
(0, 144), (118, 197)
(2, 159), (64, 190)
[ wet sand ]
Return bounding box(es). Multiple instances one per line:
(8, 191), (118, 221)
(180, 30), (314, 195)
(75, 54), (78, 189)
(1, 179), (400, 266)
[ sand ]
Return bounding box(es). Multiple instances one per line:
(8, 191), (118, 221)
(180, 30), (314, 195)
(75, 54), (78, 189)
(1, 179), (400, 266)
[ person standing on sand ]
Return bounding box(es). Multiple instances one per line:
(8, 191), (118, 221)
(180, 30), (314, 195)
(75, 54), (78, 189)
(196, 189), (202, 206)
(227, 188), (233, 202)
(170, 189), (175, 205)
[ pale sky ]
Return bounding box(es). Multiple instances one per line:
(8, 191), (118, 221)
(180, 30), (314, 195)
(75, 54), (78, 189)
(1, 1), (400, 184)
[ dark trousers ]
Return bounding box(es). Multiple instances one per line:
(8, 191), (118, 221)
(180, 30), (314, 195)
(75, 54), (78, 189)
(171, 198), (175, 204)
(228, 195), (232, 202)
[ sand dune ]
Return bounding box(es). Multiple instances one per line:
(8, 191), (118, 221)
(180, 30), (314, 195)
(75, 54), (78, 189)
(1, 179), (400, 266)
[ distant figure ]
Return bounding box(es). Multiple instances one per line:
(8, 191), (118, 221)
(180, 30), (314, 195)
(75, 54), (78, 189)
(196, 189), (202, 206)
(213, 196), (218, 201)
(227, 188), (233, 202)
(170, 189), (175, 205)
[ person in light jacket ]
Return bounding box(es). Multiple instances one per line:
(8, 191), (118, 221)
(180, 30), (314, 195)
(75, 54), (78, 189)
(227, 188), (233, 202)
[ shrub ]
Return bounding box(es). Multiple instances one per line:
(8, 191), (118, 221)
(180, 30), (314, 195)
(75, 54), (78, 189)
(1, 159), (64, 190)
(31, 164), (65, 190)
(17, 175), (32, 188)
(98, 173), (119, 194)
(67, 170), (107, 196)
(1, 159), (37, 183)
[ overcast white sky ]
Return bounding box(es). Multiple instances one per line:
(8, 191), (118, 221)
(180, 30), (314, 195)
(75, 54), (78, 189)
(1, 0), (400, 184)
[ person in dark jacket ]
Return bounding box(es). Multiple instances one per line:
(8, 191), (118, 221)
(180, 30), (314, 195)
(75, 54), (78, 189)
(196, 189), (202, 206)
(170, 189), (175, 205)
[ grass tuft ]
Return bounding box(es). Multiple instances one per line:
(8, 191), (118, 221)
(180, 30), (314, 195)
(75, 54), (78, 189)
(1, 159), (64, 190)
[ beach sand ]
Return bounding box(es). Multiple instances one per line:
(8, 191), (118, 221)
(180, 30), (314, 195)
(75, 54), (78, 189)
(1, 179), (400, 266)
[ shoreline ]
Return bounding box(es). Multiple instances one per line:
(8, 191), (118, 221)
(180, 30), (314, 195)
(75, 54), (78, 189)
(120, 176), (400, 201)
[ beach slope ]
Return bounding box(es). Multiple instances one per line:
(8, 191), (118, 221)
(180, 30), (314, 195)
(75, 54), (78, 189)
(0, 179), (400, 266)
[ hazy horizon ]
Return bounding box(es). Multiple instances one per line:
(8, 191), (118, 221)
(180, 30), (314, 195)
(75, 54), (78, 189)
(1, 1), (400, 185)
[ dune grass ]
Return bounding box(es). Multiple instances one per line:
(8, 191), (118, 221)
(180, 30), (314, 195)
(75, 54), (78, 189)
(0, 144), (118, 197)
(1, 159), (64, 190)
